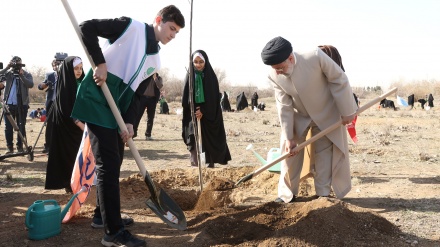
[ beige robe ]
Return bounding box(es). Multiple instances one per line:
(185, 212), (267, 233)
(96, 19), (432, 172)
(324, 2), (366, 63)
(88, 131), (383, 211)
(268, 47), (358, 200)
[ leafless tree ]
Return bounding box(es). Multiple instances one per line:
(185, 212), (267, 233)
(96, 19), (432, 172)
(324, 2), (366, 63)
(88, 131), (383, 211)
(28, 65), (49, 103)
(213, 67), (233, 96)
(159, 68), (184, 102)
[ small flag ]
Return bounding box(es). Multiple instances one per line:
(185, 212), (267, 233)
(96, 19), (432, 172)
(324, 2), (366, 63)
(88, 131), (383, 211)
(63, 125), (95, 223)
(396, 96), (409, 107)
(346, 115), (358, 144)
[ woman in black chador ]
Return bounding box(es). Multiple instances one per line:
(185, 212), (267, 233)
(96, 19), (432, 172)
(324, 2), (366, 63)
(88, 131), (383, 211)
(251, 92), (259, 109)
(182, 50), (231, 168)
(428, 93), (434, 108)
(221, 91), (232, 112)
(45, 56), (85, 191)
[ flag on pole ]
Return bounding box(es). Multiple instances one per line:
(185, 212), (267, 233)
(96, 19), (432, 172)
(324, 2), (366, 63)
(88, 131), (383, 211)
(63, 125), (95, 223)
(396, 96), (409, 107)
(346, 115), (358, 144)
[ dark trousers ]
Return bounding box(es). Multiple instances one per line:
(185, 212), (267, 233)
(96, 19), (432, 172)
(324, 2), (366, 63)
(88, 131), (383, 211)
(87, 123), (125, 235)
(4, 104), (28, 148)
(133, 96), (157, 137)
(44, 100), (54, 149)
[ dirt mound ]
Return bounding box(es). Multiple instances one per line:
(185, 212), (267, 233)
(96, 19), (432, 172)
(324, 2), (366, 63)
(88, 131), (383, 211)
(189, 198), (403, 246)
(193, 178), (235, 211)
(114, 167), (407, 246)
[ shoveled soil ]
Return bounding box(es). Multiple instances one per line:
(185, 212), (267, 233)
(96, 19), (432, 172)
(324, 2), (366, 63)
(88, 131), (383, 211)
(0, 97), (439, 246)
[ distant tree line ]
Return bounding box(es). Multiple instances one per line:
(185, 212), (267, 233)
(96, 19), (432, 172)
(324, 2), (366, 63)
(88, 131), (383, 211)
(25, 65), (440, 105)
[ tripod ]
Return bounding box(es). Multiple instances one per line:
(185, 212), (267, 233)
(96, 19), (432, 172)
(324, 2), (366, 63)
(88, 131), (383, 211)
(31, 100), (55, 156)
(0, 69), (34, 161)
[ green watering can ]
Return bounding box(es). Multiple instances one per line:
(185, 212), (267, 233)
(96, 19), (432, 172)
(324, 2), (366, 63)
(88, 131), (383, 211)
(25, 187), (86, 240)
(246, 144), (282, 173)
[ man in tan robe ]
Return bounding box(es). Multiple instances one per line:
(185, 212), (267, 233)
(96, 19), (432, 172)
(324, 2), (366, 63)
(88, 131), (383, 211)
(261, 37), (358, 203)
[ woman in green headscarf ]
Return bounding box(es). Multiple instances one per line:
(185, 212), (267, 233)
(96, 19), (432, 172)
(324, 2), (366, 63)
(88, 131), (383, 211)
(182, 50), (231, 168)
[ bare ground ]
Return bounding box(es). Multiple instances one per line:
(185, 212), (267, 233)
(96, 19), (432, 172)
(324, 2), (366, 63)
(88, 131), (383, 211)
(0, 97), (439, 247)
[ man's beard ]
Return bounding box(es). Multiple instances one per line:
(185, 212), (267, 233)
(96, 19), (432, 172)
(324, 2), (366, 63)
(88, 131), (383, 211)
(283, 62), (294, 76)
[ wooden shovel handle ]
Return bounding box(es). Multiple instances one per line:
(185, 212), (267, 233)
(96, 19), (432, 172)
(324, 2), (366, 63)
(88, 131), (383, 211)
(251, 87), (397, 177)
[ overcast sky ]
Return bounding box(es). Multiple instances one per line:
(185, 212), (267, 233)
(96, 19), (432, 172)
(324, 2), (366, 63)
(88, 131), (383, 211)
(1, 0), (439, 89)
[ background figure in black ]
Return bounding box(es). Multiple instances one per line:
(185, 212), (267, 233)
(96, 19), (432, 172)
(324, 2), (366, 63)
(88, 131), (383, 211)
(251, 92), (259, 110)
(319, 45), (360, 108)
(45, 56), (85, 192)
(319, 45), (345, 70)
(182, 50), (231, 168)
(0, 56), (34, 154)
(220, 91), (231, 112)
(408, 94), (415, 109)
(418, 98), (427, 109)
(236, 92), (249, 111)
(428, 93), (434, 107)
(38, 59), (59, 153)
(133, 73), (163, 140)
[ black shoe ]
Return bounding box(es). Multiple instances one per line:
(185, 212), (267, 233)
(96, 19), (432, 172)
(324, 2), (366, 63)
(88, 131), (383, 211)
(5, 146), (13, 154)
(207, 163), (215, 168)
(17, 146), (24, 153)
(92, 214), (134, 229)
(274, 196), (296, 203)
(101, 229), (146, 247)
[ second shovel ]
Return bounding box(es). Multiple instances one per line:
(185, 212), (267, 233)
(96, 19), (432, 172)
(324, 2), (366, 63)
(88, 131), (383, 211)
(197, 119), (206, 165)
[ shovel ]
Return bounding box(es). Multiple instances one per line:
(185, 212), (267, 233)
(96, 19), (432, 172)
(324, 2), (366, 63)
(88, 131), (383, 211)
(236, 87), (398, 186)
(61, 0), (186, 230)
(197, 119), (206, 165)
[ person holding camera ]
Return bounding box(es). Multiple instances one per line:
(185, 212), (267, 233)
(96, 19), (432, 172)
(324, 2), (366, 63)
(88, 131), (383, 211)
(0, 56), (34, 154)
(38, 59), (60, 153)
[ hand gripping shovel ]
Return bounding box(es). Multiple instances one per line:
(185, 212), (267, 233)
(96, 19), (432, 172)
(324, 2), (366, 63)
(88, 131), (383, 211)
(236, 87), (398, 186)
(61, 0), (186, 230)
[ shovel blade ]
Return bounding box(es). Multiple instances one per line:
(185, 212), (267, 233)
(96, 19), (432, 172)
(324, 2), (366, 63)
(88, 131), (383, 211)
(145, 188), (187, 230)
(200, 152), (206, 165)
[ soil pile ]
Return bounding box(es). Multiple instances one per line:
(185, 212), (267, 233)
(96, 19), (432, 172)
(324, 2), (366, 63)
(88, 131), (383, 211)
(114, 167), (407, 246)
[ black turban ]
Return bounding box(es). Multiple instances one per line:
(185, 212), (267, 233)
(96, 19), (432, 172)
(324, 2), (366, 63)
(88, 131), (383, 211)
(261, 36), (292, 65)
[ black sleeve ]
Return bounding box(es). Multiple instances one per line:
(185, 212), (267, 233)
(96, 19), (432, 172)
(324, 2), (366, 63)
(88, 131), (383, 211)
(79, 17), (131, 66)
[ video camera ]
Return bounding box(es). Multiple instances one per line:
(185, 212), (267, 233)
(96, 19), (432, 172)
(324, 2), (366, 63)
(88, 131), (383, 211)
(10, 57), (25, 74)
(55, 52), (68, 62)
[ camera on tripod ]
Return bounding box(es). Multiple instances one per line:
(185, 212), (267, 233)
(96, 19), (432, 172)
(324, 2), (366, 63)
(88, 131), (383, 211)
(55, 52), (68, 62)
(10, 57), (25, 74)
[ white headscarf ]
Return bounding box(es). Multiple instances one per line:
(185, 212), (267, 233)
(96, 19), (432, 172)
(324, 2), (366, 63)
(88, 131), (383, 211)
(73, 57), (82, 67)
(192, 52), (205, 62)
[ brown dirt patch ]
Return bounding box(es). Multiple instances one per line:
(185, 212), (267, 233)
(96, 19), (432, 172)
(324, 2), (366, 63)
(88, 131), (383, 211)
(1, 97), (439, 246)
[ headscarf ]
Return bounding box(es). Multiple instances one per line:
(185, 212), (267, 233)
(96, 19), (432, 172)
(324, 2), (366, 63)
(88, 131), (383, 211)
(182, 50), (220, 121)
(261, 36), (292, 65)
(318, 45), (345, 72)
(72, 57), (82, 68)
(52, 56), (85, 123)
